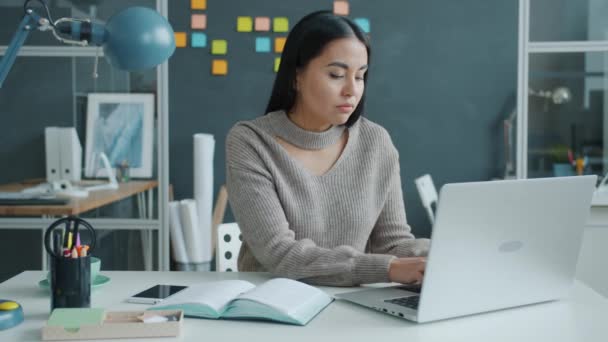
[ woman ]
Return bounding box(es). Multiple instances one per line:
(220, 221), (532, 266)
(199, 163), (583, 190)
(226, 10), (429, 286)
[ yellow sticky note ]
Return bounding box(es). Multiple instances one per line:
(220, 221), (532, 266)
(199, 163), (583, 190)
(333, 1), (349, 16)
(274, 37), (286, 53)
(273, 17), (289, 32)
(274, 57), (281, 72)
(174, 32), (187, 48)
(237, 16), (253, 32)
(211, 40), (227, 55)
(191, 0), (206, 10)
(212, 59), (228, 75)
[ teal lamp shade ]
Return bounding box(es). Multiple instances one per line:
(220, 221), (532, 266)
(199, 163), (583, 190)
(103, 7), (175, 70)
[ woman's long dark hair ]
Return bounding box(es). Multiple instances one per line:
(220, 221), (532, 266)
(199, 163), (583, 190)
(265, 10), (370, 127)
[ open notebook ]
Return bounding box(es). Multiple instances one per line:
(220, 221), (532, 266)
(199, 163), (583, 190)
(148, 278), (333, 326)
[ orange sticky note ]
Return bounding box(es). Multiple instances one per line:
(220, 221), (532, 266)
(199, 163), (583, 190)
(191, 0), (206, 10)
(274, 37), (286, 53)
(255, 17), (270, 31)
(174, 32), (187, 48)
(211, 39), (227, 55)
(274, 57), (281, 72)
(273, 17), (289, 32)
(237, 16), (253, 32)
(191, 14), (206, 29)
(212, 59), (228, 75)
(334, 1), (349, 16)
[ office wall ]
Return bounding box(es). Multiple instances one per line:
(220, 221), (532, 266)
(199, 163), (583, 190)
(168, 0), (519, 237)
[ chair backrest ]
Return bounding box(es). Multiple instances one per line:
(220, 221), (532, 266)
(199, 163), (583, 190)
(216, 222), (242, 272)
(415, 174), (438, 225)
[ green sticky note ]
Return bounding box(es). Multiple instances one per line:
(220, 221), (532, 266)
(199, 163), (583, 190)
(48, 308), (105, 331)
(237, 16), (253, 32)
(274, 57), (281, 72)
(211, 40), (228, 55)
(273, 17), (289, 32)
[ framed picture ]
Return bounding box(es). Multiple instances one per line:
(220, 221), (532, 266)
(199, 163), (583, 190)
(85, 93), (154, 178)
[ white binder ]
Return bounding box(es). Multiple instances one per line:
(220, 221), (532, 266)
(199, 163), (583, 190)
(44, 127), (61, 182)
(59, 127), (82, 182)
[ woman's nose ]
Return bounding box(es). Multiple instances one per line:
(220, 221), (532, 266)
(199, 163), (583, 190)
(342, 78), (355, 97)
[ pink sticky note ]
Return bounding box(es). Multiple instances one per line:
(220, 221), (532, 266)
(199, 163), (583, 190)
(255, 17), (270, 31)
(334, 1), (349, 16)
(192, 14), (207, 30)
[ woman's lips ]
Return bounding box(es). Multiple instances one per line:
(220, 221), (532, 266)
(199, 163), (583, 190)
(337, 105), (353, 113)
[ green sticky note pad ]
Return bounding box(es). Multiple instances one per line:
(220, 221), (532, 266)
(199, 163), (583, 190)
(47, 308), (105, 331)
(273, 17), (289, 32)
(211, 40), (228, 55)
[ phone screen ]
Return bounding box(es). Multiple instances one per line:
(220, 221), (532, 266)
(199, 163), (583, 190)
(132, 285), (187, 299)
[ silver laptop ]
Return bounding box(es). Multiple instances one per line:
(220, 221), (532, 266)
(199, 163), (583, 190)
(336, 176), (596, 323)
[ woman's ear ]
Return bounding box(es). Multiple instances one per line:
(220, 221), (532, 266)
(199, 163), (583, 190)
(294, 68), (303, 92)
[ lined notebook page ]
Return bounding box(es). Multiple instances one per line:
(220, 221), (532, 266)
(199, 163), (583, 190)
(157, 280), (255, 312)
(235, 278), (328, 314)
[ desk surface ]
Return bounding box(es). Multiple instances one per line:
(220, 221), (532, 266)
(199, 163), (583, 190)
(0, 180), (157, 216)
(1, 271), (607, 342)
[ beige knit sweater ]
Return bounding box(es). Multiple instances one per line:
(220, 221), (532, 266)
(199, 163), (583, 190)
(226, 110), (429, 286)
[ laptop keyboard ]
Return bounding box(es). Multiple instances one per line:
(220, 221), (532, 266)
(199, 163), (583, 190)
(385, 295), (420, 310)
(396, 284), (422, 294)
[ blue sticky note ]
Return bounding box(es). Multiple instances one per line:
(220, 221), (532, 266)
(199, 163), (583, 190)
(255, 37), (271, 53)
(191, 32), (207, 48)
(354, 18), (370, 33)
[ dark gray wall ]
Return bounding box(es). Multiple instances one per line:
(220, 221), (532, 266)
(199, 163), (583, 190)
(168, 0), (519, 237)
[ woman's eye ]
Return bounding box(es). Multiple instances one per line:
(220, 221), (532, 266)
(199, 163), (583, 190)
(329, 73), (344, 79)
(355, 76), (365, 81)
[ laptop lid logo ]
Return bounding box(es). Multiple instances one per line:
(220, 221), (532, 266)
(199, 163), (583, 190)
(499, 240), (523, 253)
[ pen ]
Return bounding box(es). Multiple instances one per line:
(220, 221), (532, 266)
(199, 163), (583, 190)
(62, 221), (71, 249)
(53, 230), (63, 257)
(72, 221), (80, 251)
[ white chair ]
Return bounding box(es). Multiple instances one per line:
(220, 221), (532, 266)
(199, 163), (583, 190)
(415, 174), (438, 225)
(216, 222), (242, 272)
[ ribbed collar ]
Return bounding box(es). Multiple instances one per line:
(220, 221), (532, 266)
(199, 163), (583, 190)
(269, 110), (346, 150)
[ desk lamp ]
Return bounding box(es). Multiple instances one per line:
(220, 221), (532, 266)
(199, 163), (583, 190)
(0, 0), (176, 88)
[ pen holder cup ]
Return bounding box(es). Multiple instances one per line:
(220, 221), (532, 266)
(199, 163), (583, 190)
(50, 255), (91, 311)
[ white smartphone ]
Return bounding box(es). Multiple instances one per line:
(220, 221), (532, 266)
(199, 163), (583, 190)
(126, 284), (188, 304)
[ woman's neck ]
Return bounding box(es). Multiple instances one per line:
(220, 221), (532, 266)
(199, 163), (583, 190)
(288, 108), (332, 132)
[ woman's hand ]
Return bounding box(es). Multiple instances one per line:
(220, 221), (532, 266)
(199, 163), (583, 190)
(388, 257), (426, 284)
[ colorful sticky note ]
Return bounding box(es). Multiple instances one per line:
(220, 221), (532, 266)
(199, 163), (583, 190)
(191, 14), (207, 30)
(274, 57), (281, 72)
(255, 37), (271, 53)
(354, 18), (370, 33)
(174, 32), (187, 48)
(237, 16), (253, 32)
(273, 17), (289, 32)
(274, 37), (286, 53)
(255, 17), (270, 31)
(191, 0), (206, 10)
(212, 59), (228, 75)
(211, 40), (227, 55)
(333, 1), (349, 16)
(191, 32), (207, 48)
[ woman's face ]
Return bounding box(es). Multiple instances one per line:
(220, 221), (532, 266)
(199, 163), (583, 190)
(292, 36), (368, 129)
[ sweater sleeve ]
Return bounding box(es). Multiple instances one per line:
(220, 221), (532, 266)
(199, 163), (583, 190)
(226, 125), (395, 286)
(368, 142), (430, 257)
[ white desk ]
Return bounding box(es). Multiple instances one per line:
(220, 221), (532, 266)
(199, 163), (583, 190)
(1, 271), (608, 342)
(582, 195), (608, 297)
